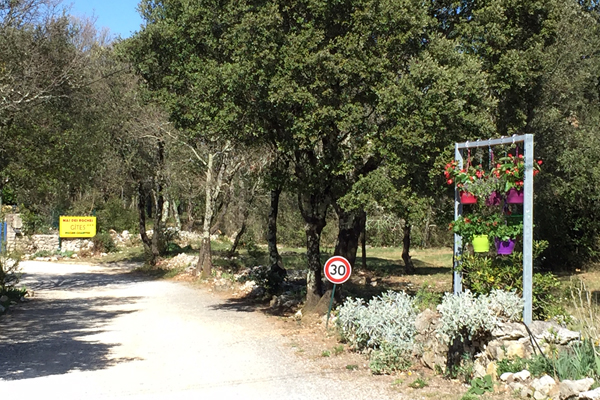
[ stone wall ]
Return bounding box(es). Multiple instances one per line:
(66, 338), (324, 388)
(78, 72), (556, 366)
(413, 309), (581, 379)
(13, 234), (60, 254)
(60, 238), (93, 253)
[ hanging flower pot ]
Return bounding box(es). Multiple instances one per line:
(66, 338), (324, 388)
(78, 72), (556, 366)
(506, 188), (524, 204)
(460, 191), (477, 204)
(472, 235), (490, 253)
(495, 238), (516, 255)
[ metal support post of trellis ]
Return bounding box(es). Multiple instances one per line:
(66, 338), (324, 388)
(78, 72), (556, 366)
(453, 134), (534, 326)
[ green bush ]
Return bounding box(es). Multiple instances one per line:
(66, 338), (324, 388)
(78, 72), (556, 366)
(92, 232), (118, 253)
(369, 342), (412, 374)
(95, 197), (139, 234)
(20, 206), (53, 235)
(458, 249), (563, 320)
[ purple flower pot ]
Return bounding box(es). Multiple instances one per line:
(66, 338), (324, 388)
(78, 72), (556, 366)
(460, 191), (477, 204)
(506, 188), (524, 204)
(486, 191), (502, 206)
(495, 238), (516, 255)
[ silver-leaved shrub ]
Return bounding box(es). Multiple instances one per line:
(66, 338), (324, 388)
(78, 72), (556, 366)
(337, 291), (417, 373)
(437, 289), (523, 344)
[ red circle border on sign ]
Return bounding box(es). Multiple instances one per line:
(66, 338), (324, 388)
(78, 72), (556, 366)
(324, 256), (352, 284)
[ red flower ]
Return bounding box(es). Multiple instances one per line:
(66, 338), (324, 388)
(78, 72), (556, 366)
(464, 218), (471, 223)
(447, 179), (453, 185)
(537, 160), (543, 165)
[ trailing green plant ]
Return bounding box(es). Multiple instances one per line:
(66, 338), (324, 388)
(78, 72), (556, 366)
(449, 214), (497, 244)
(337, 291), (416, 373)
(491, 154), (542, 192)
(492, 221), (523, 242)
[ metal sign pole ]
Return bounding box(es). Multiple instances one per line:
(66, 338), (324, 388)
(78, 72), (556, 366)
(453, 144), (464, 294)
(325, 284), (337, 329)
(523, 134), (534, 325)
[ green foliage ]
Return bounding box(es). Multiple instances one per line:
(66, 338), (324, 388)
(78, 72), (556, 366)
(496, 356), (529, 376)
(321, 350), (330, 357)
(92, 232), (118, 253)
(467, 375), (494, 396)
(496, 355), (554, 378)
(408, 378), (428, 389)
(414, 283), (443, 311)
(369, 342), (413, 375)
(19, 207), (53, 235)
(0, 254), (21, 292)
(446, 353), (475, 382)
(332, 345), (344, 356)
(450, 214), (497, 244)
(554, 340), (600, 381)
(458, 250), (564, 320)
(32, 250), (53, 258)
(95, 197), (139, 234)
(460, 394), (479, 400)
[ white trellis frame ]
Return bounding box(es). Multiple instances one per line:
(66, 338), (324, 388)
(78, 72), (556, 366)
(453, 134), (534, 325)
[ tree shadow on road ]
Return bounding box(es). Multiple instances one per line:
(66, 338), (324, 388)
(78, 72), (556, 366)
(0, 295), (142, 380)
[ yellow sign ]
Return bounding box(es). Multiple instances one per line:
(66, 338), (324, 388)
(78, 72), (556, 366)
(59, 216), (97, 238)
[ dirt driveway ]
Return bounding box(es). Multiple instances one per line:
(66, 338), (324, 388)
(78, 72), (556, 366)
(0, 261), (404, 400)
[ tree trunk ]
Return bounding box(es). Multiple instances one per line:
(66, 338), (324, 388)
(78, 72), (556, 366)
(359, 221), (367, 270)
(195, 151), (229, 278)
(229, 222), (246, 254)
(402, 223), (415, 275)
(137, 182), (158, 266)
(172, 199), (181, 230)
(161, 197), (169, 224)
(151, 187), (165, 257)
(298, 190), (330, 310)
(185, 199), (194, 231)
(333, 204), (366, 269)
(267, 187), (282, 267)
(196, 153), (215, 278)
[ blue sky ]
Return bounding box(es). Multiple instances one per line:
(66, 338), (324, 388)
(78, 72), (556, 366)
(67, 0), (144, 38)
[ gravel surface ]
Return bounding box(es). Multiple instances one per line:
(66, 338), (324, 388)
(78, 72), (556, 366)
(0, 261), (403, 400)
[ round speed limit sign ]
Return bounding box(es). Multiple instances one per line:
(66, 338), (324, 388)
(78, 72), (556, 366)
(324, 256), (352, 284)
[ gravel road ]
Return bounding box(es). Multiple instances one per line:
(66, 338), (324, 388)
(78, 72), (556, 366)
(0, 261), (402, 400)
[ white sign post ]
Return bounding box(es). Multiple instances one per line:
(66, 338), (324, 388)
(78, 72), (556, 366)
(323, 256), (352, 328)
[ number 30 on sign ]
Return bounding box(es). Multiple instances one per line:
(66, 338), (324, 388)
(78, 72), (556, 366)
(324, 256), (352, 284)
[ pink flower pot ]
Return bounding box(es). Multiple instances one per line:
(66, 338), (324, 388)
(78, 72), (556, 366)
(495, 238), (516, 255)
(460, 192), (477, 204)
(506, 188), (524, 204)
